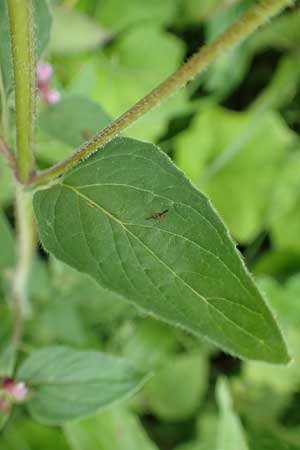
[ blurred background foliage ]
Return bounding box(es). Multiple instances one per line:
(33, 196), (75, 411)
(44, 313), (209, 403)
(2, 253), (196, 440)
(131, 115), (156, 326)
(1, 0), (300, 448)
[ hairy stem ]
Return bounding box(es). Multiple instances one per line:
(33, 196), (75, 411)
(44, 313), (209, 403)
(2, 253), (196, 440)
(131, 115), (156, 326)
(7, 0), (36, 183)
(31, 0), (293, 187)
(11, 187), (35, 346)
(7, 0), (37, 346)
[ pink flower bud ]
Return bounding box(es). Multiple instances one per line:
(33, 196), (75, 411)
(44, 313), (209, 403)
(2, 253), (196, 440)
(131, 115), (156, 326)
(10, 382), (28, 401)
(37, 61), (53, 83)
(2, 377), (28, 402)
(46, 89), (61, 104)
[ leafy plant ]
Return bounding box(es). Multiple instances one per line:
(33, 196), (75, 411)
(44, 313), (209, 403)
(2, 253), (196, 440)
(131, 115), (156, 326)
(0, 0), (299, 448)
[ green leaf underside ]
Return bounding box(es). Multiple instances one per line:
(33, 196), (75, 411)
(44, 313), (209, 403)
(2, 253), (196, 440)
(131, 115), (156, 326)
(17, 346), (146, 425)
(33, 137), (289, 364)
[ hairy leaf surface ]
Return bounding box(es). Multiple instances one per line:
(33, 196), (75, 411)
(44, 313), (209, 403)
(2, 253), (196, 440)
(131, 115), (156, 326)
(34, 137), (290, 363)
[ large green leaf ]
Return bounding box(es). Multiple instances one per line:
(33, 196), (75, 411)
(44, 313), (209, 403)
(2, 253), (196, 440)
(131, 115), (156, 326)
(33, 137), (290, 363)
(65, 405), (159, 450)
(17, 346), (147, 425)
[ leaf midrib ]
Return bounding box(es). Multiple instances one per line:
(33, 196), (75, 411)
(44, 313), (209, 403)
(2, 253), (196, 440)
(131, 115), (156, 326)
(60, 183), (269, 349)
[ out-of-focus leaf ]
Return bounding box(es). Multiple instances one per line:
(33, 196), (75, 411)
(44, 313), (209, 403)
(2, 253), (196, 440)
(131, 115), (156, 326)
(243, 276), (300, 395)
(203, 0), (252, 98)
(36, 134), (73, 164)
(91, 25), (186, 141)
(38, 96), (111, 148)
(145, 351), (208, 421)
(94, 0), (177, 32)
(33, 137), (290, 363)
(48, 258), (133, 331)
(0, 419), (69, 450)
(247, 426), (300, 450)
(0, 0), (52, 94)
(253, 249), (300, 280)
(35, 0), (52, 56)
(0, 1), (13, 95)
(35, 300), (89, 347)
(0, 210), (15, 270)
(0, 343), (15, 377)
(175, 443), (206, 450)
(243, 326), (300, 394)
(174, 105), (295, 243)
(176, 0), (222, 24)
(49, 5), (111, 54)
(251, 54), (300, 112)
(18, 346), (147, 425)
(249, 10), (300, 52)
(270, 152), (300, 254)
(65, 405), (159, 450)
(0, 153), (14, 208)
(216, 378), (249, 450)
(123, 319), (178, 370)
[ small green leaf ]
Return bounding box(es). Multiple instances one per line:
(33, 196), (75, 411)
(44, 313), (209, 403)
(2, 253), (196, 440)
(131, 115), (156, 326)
(216, 378), (249, 450)
(17, 346), (147, 425)
(38, 96), (111, 148)
(49, 5), (110, 54)
(65, 405), (159, 450)
(33, 137), (290, 364)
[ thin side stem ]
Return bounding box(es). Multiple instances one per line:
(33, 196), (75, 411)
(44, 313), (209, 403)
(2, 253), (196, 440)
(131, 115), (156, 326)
(7, 0), (36, 183)
(0, 137), (18, 179)
(30, 0), (294, 187)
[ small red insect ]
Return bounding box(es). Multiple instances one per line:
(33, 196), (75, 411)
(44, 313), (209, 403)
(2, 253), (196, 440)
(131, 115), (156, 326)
(147, 209), (169, 220)
(81, 128), (93, 140)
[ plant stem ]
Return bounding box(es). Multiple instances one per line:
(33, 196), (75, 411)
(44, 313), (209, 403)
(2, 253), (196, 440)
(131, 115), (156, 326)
(7, 0), (37, 346)
(0, 137), (18, 178)
(30, 0), (294, 187)
(7, 0), (36, 184)
(12, 187), (35, 346)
